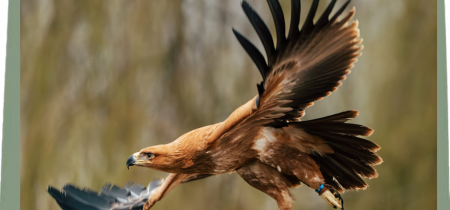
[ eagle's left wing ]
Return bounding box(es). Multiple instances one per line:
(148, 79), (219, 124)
(47, 173), (210, 210)
(48, 180), (162, 210)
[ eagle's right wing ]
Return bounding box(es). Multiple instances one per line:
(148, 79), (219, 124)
(233, 0), (361, 127)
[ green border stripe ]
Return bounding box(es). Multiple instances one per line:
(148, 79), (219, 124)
(438, 0), (450, 209)
(0, 0), (20, 208)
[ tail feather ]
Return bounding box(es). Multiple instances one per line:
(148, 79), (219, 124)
(297, 110), (382, 193)
(324, 156), (367, 188)
(334, 153), (378, 178)
(302, 110), (358, 123)
(314, 154), (366, 190)
(309, 131), (380, 152)
(332, 145), (382, 165)
(306, 123), (374, 136)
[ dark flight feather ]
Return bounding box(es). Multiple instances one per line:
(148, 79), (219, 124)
(300, 0), (319, 35)
(288, 0), (301, 39)
(232, 29), (268, 80)
(315, 0), (337, 30)
(241, 1), (275, 60)
(330, 0), (351, 23)
(267, 0), (287, 48)
(48, 180), (163, 210)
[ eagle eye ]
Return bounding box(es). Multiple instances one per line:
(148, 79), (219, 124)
(146, 153), (155, 159)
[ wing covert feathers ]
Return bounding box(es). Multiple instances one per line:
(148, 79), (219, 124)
(234, 0), (361, 124)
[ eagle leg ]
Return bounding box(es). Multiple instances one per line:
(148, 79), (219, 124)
(237, 161), (294, 210)
(143, 173), (187, 210)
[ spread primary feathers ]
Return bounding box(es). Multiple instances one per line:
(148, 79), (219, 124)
(48, 0), (382, 210)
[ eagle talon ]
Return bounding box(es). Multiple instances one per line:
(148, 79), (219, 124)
(320, 188), (344, 210)
(334, 191), (345, 210)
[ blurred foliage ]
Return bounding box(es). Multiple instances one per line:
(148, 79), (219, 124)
(20, 0), (436, 209)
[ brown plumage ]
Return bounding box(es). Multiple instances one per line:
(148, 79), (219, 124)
(123, 0), (382, 210)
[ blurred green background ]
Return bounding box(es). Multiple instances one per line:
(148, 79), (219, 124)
(20, 0), (436, 209)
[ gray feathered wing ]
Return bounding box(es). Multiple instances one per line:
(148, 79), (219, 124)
(48, 181), (162, 210)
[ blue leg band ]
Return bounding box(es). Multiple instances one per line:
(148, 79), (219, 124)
(315, 184), (324, 193)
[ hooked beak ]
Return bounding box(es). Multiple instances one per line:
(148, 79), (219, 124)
(126, 154), (137, 169)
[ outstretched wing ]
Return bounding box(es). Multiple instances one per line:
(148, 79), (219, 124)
(47, 173), (211, 210)
(233, 0), (361, 127)
(48, 180), (162, 210)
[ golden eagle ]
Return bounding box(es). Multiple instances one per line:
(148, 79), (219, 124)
(48, 0), (382, 209)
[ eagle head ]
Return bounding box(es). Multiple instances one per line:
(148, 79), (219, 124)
(126, 144), (186, 172)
